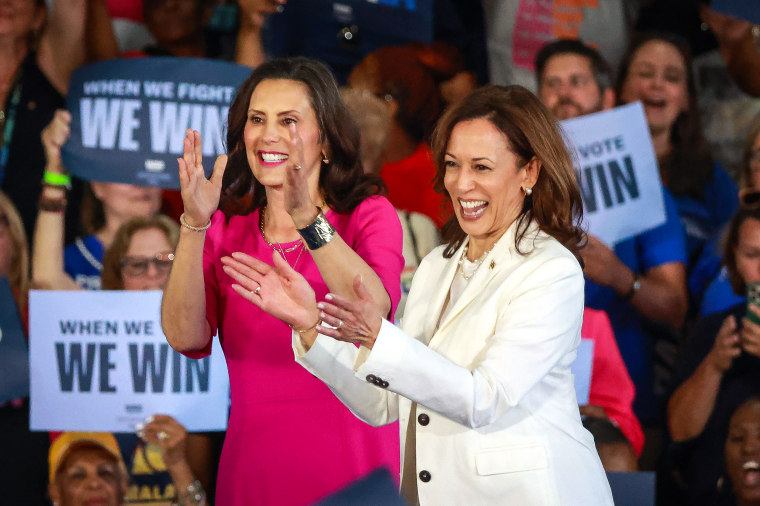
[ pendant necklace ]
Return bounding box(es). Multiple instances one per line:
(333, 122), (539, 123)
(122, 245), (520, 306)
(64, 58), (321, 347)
(259, 207), (305, 270)
(457, 242), (495, 281)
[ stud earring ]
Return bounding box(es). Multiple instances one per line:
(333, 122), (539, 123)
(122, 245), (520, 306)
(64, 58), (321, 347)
(322, 154), (330, 164)
(524, 187), (533, 196)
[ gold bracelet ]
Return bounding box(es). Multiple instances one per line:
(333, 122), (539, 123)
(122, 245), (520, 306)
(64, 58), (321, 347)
(180, 213), (211, 232)
(290, 316), (322, 334)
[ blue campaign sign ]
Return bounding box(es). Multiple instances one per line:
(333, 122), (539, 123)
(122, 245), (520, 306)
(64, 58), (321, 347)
(62, 58), (252, 189)
(265, 0), (433, 82)
(712, 0), (760, 25)
(0, 277), (29, 403)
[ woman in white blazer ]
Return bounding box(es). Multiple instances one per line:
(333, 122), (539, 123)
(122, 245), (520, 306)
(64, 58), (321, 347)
(222, 85), (614, 505)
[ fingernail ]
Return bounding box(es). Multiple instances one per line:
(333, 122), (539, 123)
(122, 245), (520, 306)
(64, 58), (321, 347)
(317, 302), (324, 309)
(320, 311), (327, 318)
(325, 294), (334, 300)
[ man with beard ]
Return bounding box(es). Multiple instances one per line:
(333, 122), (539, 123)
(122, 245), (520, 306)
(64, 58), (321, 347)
(534, 39), (690, 469)
(535, 38), (614, 120)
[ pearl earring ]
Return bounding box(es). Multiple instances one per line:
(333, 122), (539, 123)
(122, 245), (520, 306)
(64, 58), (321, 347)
(525, 187), (533, 196)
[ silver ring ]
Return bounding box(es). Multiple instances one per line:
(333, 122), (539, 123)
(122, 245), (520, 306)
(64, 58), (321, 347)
(294, 164), (302, 171)
(255, 285), (261, 295)
(337, 320), (343, 329)
(157, 431), (169, 441)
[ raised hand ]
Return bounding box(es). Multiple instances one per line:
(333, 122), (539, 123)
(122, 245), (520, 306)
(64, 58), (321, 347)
(580, 235), (625, 288)
(706, 315), (742, 373)
(136, 414), (189, 467)
(177, 129), (227, 227)
(284, 122), (319, 227)
(221, 250), (320, 330)
(40, 109), (71, 172)
(316, 275), (384, 349)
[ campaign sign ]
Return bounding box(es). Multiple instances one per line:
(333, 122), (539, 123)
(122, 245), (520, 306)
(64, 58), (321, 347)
(712, 0), (760, 25)
(571, 339), (594, 405)
(0, 278), (29, 403)
(561, 102), (666, 246)
(29, 290), (229, 432)
(62, 58), (251, 189)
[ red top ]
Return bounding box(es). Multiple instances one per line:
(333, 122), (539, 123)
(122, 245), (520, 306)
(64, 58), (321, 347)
(582, 308), (645, 456)
(380, 143), (448, 227)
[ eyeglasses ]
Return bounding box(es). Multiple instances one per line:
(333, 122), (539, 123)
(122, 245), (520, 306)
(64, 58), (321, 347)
(120, 252), (174, 277)
(740, 188), (760, 210)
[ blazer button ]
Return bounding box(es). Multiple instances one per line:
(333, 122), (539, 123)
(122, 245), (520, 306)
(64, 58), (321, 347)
(380, 380), (389, 388)
(366, 374), (377, 383)
(417, 413), (429, 426)
(419, 470), (431, 482)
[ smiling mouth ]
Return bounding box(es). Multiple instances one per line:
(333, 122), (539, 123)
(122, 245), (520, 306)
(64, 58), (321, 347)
(259, 152), (288, 164)
(459, 199), (488, 218)
(742, 460), (760, 488)
(642, 98), (667, 108)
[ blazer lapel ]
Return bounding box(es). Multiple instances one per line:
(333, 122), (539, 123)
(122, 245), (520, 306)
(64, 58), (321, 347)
(428, 223), (520, 348)
(421, 242), (464, 343)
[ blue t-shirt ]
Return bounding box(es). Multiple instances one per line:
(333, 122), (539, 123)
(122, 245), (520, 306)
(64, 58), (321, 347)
(585, 187), (687, 422)
(688, 232), (745, 317)
(63, 234), (103, 290)
(670, 163), (737, 267)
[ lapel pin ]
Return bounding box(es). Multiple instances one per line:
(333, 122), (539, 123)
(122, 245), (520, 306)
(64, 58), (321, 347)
(490, 260), (495, 269)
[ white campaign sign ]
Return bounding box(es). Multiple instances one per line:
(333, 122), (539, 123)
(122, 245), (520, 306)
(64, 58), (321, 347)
(29, 290), (229, 432)
(561, 102), (666, 246)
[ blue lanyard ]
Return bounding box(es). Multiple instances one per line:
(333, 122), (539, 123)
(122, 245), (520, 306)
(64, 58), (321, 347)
(0, 75), (22, 185)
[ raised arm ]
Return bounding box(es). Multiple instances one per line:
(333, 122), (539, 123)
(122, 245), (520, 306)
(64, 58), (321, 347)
(667, 315), (740, 441)
(282, 123), (395, 317)
(582, 235), (688, 329)
(234, 0), (273, 67)
(312, 255), (585, 429)
(161, 130), (226, 353)
(37, 0), (88, 94)
(32, 110), (81, 290)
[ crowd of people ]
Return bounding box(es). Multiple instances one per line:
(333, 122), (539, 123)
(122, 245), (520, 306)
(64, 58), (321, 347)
(2, 0), (760, 504)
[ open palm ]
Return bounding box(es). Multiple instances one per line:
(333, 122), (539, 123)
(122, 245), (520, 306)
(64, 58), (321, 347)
(178, 129), (227, 226)
(221, 251), (320, 330)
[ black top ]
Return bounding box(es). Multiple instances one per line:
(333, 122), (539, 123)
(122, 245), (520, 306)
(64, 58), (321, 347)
(0, 53), (83, 244)
(669, 303), (760, 504)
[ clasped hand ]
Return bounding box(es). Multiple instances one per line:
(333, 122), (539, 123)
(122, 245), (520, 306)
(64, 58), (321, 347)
(221, 253), (383, 349)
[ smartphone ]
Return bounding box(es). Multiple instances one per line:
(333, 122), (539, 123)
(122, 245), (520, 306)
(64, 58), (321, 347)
(747, 281), (760, 325)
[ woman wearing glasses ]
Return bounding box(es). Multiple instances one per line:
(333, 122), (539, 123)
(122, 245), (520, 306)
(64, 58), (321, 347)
(32, 110), (163, 291)
(31, 113), (214, 503)
(97, 214), (212, 505)
(667, 200), (760, 504)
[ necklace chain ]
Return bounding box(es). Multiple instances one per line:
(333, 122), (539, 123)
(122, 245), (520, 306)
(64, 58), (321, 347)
(457, 242), (495, 281)
(259, 207), (305, 270)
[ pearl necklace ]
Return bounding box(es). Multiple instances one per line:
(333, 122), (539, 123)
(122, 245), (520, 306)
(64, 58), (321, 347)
(259, 207), (305, 269)
(457, 243), (495, 281)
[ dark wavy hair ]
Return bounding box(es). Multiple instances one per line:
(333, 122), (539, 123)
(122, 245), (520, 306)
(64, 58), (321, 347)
(724, 206), (760, 295)
(220, 57), (384, 216)
(431, 85), (586, 265)
(616, 32), (713, 200)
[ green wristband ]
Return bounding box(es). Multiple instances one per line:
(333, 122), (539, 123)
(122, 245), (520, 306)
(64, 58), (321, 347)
(42, 171), (71, 189)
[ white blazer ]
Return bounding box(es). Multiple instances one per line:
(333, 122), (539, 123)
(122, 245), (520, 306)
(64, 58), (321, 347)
(294, 220), (614, 505)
